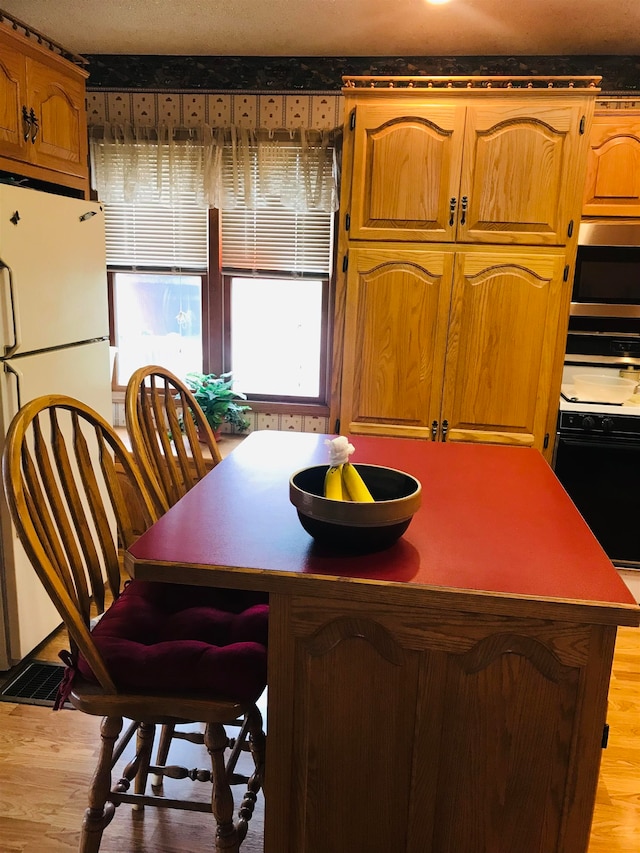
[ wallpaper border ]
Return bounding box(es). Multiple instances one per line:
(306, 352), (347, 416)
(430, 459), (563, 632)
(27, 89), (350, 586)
(84, 55), (640, 94)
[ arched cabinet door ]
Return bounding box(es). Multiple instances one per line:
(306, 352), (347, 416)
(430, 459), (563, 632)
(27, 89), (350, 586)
(582, 111), (640, 217)
(459, 100), (589, 246)
(347, 101), (466, 242)
(0, 38), (28, 162)
(27, 56), (87, 178)
(441, 247), (567, 451)
(339, 245), (454, 439)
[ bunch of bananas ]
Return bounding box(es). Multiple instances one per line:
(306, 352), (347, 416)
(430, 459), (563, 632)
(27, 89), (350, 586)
(323, 436), (374, 502)
(325, 462), (374, 501)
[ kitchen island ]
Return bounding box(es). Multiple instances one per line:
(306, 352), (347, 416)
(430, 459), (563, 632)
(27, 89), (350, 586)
(125, 431), (639, 853)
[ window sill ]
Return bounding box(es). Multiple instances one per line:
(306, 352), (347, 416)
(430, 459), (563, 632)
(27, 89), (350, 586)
(110, 391), (331, 434)
(111, 389), (329, 417)
(248, 400), (330, 417)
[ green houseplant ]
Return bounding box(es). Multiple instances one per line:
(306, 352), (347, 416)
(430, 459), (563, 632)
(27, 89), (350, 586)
(185, 372), (251, 434)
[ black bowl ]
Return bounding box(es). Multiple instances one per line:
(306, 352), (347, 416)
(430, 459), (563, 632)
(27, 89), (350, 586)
(289, 464), (422, 553)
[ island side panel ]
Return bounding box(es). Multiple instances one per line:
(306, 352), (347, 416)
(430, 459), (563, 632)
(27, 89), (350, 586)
(264, 591), (618, 853)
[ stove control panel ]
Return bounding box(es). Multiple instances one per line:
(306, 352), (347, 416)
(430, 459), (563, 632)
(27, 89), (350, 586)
(558, 411), (640, 438)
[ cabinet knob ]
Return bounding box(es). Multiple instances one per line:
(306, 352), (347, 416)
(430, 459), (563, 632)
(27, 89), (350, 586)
(29, 108), (39, 143)
(431, 420), (439, 441)
(460, 196), (468, 226)
(442, 419), (449, 441)
(449, 198), (457, 227)
(22, 105), (31, 142)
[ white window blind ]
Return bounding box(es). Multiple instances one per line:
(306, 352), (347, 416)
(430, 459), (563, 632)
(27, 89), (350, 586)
(104, 201), (208, 269)
(221, 207), (333, 274)
(100, 144), (208, 269)
(220, 143), (334, 275)
(98, 137), (334, 273)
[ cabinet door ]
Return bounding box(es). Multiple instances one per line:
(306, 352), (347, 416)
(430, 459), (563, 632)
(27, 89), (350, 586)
(0, 35), (28, 162)
(459, 101), (587, 245)
(582, 112), (640, 217)
(339, 246), (454, 439)
(26, 56), (87, 178)
(265, 593), (615, 853)
(441, 248), (567, 450)
(348, 102), (466, 242)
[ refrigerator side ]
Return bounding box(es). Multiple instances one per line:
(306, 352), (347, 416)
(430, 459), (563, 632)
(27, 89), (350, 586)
(0, 340), (113, 668)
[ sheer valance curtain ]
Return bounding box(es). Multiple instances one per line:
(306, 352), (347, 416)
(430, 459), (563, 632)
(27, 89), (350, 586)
(89, 124), (340, 213)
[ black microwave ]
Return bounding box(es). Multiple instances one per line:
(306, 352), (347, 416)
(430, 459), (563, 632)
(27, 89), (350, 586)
(571, 222), (640, 319)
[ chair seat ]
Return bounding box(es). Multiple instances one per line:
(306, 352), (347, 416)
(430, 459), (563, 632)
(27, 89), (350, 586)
(76, 580), (269, 702)
(67, 677), (254, 725)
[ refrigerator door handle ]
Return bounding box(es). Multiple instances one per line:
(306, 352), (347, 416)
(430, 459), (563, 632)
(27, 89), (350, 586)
(3, 361), (22, 411)
(0, 259), (21, 357)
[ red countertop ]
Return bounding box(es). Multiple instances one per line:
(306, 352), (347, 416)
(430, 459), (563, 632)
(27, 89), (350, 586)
(127, 431), (639, 618)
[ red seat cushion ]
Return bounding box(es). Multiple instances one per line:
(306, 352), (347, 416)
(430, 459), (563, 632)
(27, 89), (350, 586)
(77, 581), (268, 702)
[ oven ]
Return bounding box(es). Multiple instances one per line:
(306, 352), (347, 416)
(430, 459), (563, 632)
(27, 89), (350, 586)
(553, 331), (640, 578)
(554, 410), (640, 568)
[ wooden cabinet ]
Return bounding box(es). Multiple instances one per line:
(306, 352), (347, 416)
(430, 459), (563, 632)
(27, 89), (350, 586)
(333, 78), (600, 457)
(348, 99), (587, 246)
(0, 24), (89, 195)
(267, 591), (618, 853)
(582, 109), (640, 217)
(340, 245), (566, 447)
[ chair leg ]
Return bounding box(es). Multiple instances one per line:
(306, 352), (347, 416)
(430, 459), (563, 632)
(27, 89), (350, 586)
(132, 721), (156, 808)
(150, 723), (175, 786)
(80, 715), (123, 853)
(237, 707), (266, 843)
(204, 722), (240, 853)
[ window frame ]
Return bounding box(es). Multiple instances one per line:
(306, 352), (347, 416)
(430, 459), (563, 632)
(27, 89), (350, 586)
(107, 207), (336, 413)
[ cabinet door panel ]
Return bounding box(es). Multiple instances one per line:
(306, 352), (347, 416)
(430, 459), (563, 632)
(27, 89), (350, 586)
(266, 593), (613, 853)
(340, 247), (454, 438)
(441, 249), (566, 449)
(460, 103), (586, 245)
(26, 57), (87, 176)
(0, 37), (27, 161)
(349, 103), (465, 242)
(582, 112), (640, 216)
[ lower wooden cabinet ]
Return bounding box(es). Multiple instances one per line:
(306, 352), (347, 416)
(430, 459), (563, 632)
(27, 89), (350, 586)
(338, 244), (567, 452)
(265, 592), (616, 853)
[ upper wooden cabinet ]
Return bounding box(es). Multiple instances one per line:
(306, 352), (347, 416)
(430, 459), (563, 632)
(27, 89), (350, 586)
(347, 93), (592, 246)
(582, 109), (640, 217)
(0, 24), (89, 195)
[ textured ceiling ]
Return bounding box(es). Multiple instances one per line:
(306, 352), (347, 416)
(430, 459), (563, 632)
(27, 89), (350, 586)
(2, 0), (640, 56)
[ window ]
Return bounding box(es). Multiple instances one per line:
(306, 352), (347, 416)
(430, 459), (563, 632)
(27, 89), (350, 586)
(111, 271), (204, 382)
(97, 132), (336, 407)
(218, 139), (334, 401)
(229, 276), (326, 400)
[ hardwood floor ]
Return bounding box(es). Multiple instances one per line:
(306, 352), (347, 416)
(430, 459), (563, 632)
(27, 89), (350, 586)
(587, 626), (640, 853)
(0, 623), (638, 852)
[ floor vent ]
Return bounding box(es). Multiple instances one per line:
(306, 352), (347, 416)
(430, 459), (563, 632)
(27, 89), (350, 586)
(0, 660), (69, 708)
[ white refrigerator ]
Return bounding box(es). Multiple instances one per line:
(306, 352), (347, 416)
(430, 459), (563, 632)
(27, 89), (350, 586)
(0, 183), (113, 670)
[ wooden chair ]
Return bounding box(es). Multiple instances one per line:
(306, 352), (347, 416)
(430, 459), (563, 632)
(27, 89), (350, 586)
(124, 364), (222, 516)
(124, 365), (241, 777)
(1, 395), (268, 853)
